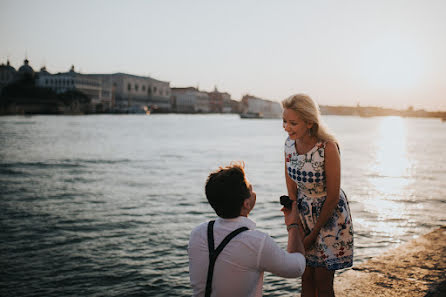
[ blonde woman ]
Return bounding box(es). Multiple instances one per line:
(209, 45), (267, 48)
(282, 94), (353, 297)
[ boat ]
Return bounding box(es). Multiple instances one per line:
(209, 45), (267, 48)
(240, 112), (263, 119)
(143, 106), (151, 115)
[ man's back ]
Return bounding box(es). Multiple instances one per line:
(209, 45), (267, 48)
(188, 217), (305, 297)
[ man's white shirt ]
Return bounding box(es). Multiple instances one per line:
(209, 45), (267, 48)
(188, 216), (306, 297)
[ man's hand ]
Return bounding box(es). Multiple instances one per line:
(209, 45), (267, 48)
(281, 200), (299, 227)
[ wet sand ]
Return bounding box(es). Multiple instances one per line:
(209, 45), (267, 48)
(334, 226), (446, 297)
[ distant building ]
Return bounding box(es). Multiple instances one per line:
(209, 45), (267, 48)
(208, 86), (231, 113)
(240, 94), (282, 118)
(0, 60), (17, 95)
(3, 60), (170, 113)
(84, 74), (114, 111)
(107, 73), (171, 113)
(196, 90), (211, 113)
(1, 60), (80, 115)
(222, 98), (232, 113)
(36, 65), (103, 106)
(17, 59), (35, 80)
(229, 99), (242, 114)
(171, 87), (210, 113)
(171, 87), (196, 113)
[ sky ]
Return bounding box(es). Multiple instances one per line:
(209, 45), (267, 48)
(1, 0), (446, 111)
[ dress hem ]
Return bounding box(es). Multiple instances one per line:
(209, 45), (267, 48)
(306, 261), (353, 271)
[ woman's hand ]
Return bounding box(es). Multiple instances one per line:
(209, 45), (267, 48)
(303, 231), (318, 250)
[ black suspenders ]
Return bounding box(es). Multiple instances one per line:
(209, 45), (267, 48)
(205, 220), (248, 297)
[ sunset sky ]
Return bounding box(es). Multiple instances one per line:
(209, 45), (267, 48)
(1, 0), (445, 111)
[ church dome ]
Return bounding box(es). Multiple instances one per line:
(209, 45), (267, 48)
(0, 60), (16, 72)
(39, 66), (50, 75)
(18, 59), (35, 75)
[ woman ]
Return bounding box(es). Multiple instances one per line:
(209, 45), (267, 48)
(282, 94), (353, 297)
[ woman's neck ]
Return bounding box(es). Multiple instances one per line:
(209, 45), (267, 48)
(296, 135), (317, 154)
(297, 135), (316, 145)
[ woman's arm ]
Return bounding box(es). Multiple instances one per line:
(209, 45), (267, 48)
(304, 141), (341, 248)
(285, 155), (305, 237)
(285, 155), (298, 200)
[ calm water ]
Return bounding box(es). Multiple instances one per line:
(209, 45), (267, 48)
(1, 114), (445, 296)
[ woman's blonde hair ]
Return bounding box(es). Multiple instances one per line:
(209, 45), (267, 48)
(282, 94), (337, 144)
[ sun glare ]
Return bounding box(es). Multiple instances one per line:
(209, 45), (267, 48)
(361, 117), (413, 231)
(360, 37), (425, 90)
(370, 116), (411, 195)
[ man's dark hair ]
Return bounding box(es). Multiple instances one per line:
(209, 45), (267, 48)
(205, 162), (251, 218)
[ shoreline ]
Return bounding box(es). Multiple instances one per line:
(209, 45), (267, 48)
(334, 226), (446, 296)
(1, 112), (446, 120)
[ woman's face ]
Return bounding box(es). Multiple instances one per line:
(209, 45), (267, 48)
(282, 108), (312, 140)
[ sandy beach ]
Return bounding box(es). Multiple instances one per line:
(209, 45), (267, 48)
(334, 226), (446, 297)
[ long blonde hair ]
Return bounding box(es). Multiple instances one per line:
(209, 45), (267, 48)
(282, 94), (337, 144)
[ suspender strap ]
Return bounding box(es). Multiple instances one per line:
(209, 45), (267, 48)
(204, 220), (249, 297)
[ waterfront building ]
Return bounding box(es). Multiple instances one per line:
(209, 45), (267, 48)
(2, 60), (170, 113)
(36, 66), (103, 106)
(17, 59), (35, 81)
(208, 86), (231, 113)
(107, 73), (171, 113)
(171, 87), (210, 113)
(171, 87), (196, 113)
(84, 74), (114, 111)
(0, 60), (17, 95)
(196, 90), (211, 113)
(228, 99), (242, 114)
(240, 94), (282, 118)
(222, 98), (234, 113)
(1, 60), (69, 115)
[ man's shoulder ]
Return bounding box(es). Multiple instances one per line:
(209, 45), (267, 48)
(188, 221), (209, 251)
(245, 228), (269, 239)
(189, 220), (269, 240)
(190, 221), (209, 237)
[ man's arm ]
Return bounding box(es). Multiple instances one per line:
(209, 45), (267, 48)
(257, 201), (306, 278)
(287, 225), (306, 255)
(257, 231), (306, 278)
(283, 200), (305, 255)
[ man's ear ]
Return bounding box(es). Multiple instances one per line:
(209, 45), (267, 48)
(242, 198), (251, 210)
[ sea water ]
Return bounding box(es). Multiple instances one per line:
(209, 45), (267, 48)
(1, 114), (445, 296)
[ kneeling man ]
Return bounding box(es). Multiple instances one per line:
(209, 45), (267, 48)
(188, 162), (305, 297)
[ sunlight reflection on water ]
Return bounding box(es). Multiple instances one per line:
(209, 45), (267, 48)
(373, 117), (411, 178)
(365, 117), (413, 237)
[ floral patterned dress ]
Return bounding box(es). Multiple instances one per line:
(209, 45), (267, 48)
(285, 137), (353, 270)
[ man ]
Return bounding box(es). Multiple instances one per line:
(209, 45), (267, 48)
(188, 162), (306, 297)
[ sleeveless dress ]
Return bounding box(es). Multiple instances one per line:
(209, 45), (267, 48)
(285, 137), (353, 270)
